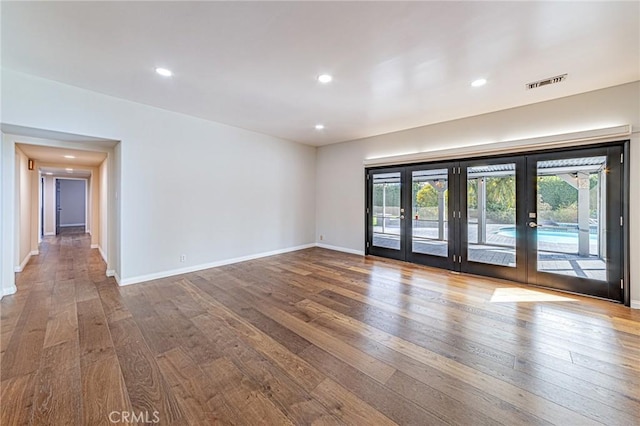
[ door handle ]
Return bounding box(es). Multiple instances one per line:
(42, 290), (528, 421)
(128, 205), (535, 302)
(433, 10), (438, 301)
(528, 221), (538, 228)
(400, 215), (405, 219)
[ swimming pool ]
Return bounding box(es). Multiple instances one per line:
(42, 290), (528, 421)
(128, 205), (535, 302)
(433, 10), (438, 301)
(497, 226), (597, 244)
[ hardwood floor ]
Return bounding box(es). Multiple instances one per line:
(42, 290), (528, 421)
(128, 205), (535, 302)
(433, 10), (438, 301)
(1, 233), (639, 425)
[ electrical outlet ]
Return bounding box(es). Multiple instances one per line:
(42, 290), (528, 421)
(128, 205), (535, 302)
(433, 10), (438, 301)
(180, 254), (187, 262)
(320, 235), (324, 241)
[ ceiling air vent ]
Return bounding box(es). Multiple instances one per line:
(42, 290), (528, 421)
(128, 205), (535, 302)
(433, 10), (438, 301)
(526, 74), (567, 90)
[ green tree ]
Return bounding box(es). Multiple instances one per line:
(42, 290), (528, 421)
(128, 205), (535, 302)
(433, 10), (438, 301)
(415, 184), (436, 207)
(373, 183), (400, 207)
(467, 179), (477, 209)
(486, 176), (515, 211)
(415, 183), (447, 207)
(537, 176), (575, 209)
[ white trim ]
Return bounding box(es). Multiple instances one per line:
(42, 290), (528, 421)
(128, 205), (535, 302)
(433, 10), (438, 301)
(60, 223), (86, 227)
(106, 269), (116, 277)
(631, 300), (640, 310)
(315, 242), (365, 256)
(44, 232), (55, 236)
(113, 272), (121, 285)
(14, 252), (32, 272)
(1, 285), (17, 298)
(363, 125), (632, 167)
(31, 250), (39, 256)
(90, 244), (99, 249)
(118, 243), (316, 287)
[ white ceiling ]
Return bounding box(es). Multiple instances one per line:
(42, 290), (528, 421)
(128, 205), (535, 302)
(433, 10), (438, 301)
(16, 143), (107, 168)
(2, 1), (638, 146)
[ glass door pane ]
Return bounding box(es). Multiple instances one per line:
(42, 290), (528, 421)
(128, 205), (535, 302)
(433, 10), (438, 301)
(411, 168), (449, 257)
(535, 156), (606, 280)
(467, 163), (517, 267)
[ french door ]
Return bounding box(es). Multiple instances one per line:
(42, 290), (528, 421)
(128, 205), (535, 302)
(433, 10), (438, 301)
(525, 146), (624, 301)
(459, 156), (526, 282)
(367, 164), (456, 269)
(366, 143), (627, 302)
(367, 168), (405, 261)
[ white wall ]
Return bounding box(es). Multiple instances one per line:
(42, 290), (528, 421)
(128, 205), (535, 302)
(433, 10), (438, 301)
(58, 178), (86, 226)
(0, 132), (14, 296)
(89, 169), (99, 246)
(42, 175), (55, 235)
(316, 81), (640, 306)
(15, 146), (32, 270)
(1, 69), (317, 290)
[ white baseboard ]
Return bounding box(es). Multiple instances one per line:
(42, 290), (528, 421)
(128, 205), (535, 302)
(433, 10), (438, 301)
(60, 223), (86, 227)
(106, 269), (116, 277)
(631, 300), (640, 310)
(14, 252), (33, 272)
(44, 232), (55, 236)
(31, 250), (39, 256)
(118, 243), (316, 287)
(1, 285), (17, 299)
(315, 242), (365, 256)
(90, 244), (99, 249)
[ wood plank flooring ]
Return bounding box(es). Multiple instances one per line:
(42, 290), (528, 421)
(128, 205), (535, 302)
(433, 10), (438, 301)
(1, 232), (639, 425)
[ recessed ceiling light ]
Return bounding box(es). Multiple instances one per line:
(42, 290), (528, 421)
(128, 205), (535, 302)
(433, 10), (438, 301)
(317, 74), (332, 84)
(471, 78), (487, 87)
(315, 124), (325, 130)
(64, 155), (76, 159)
(155, 67), (173, 77)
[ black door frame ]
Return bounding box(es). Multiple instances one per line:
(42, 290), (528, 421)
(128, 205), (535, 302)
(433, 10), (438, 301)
(365, 140), (629, 305)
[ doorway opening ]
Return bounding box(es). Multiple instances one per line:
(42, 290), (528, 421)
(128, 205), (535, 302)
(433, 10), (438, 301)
(55, 178), (87, 235)
(1, 125), (121, 296)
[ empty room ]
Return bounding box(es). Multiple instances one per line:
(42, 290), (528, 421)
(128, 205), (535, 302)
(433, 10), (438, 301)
(1, 1), (639, 425)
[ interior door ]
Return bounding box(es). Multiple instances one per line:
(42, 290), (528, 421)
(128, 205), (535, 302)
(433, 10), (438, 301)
(460, 156), (526, 282)
(525, 146), (623, 301)
(367, 168), (406, 260)
(55, 179), (61, 235)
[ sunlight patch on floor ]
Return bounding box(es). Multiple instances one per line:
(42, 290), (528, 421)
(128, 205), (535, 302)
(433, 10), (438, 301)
(490, 287), (577, 303)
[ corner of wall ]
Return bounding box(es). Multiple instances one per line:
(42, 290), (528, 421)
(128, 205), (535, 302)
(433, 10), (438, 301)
(1, 285), (18, 299)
